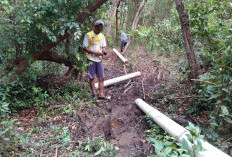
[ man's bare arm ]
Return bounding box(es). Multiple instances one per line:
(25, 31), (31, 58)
(83, 47), (102, 56)
(102, 47), (107, 55)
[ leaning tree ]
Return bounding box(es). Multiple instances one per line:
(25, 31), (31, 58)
(0, 0), (107, 80)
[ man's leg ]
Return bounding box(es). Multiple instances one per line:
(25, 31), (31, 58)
(124, 41), (127, 48)
(98, 77), (104, 97)
(95, 61), (108, 99)
(87, 60), (96, 97)
(120, 41), (123, 52)
(94, 61), (110, 100)
(90, 78), (96, 95)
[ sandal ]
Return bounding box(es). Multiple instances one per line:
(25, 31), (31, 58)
(97, 96), (110, 100)
(92, 94), (97, 99)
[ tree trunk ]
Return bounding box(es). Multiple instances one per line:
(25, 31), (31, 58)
(115, 0), (121, 41)
(174, 0), (201, 79)
(37, 52), (77, 67)
(106, 0), (118, 37)
(123, 0), (147, 54)
(106, 0), (119, 46)
(119, 2), (125, 29)
(10, 0), (107, 75)
(14, 34), (69, 75)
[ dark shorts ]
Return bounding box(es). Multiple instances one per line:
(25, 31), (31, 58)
(87, 60), (104, 79)
(121, 41), (127, 52)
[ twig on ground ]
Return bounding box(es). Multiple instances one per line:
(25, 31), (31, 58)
(124, 80), (131, 88)
(131, 117), (144, 133)
(123, 84), (133, 94)
(169, 95), (210, 100)
(142, 76), (146, 99)
(152, 59), (160, 63)
(40, 149), (43, 157)
(191, 79), (215, 85)
(55, 146), (58, 157)
(123, 64), (127, 75)
(221, 137), (232, 146)
(48, 105), (66, 111)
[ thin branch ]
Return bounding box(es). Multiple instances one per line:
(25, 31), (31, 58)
(191, 79), (215, 85)
(55, 146), (58, 157)
(123, 84), (133, 94)
(142, 76), (146, 99)
(124, 80), (131, 88)
(47, 105), (66, 111)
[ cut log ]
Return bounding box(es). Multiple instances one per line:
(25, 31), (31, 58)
(113, 48), (128, 63)
(95, 71), (141, 89)
(135, 99), (230, 157)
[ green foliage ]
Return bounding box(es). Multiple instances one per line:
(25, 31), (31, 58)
(0, 0), (92, 66)
(0, 66), (92, 120)
(0, 74), (49, 119)
(0, 119), (71, 156)
(134, 14), (183, 57)
(145, 115), (190, 157)
(141, 0), (174, 25)
(145, 116), (206, 157)
(185, 0), (232, 129)
(0, 118), (117, 156)
(184, 122), (206, 154)
(72, 136), (118, 157)
(50, 82), (92, 102)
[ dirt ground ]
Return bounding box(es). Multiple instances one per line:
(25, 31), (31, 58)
(12, 48), (169, 156)
(70, 49), (167, 157)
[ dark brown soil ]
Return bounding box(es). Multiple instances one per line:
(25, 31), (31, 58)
(12, 49), (167, 156)
(69, 51), (166, 157)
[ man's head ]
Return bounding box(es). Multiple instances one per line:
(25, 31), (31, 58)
(94, 20), (104, 34)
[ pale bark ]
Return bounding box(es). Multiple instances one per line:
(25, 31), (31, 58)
(106, 0), (119, 37)
(174, 0), (201, 79)
(123, 0), (147, 54)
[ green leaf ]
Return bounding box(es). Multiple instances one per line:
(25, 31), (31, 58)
(154, 140), (164, 153)
(181, 139), (190, 151)
(115, 147), (119, 151)
(94, 147), (104, 156)
(186, 134), (193, 143)
(164, 147), (172, 154)
(209, 93), (221, 100)
(179, 154), (191, 157)
(224, 117), (232, 124)
(222, 88), (229, 93)
(85, 145), (91, 151)
(221, 105), (229, 116)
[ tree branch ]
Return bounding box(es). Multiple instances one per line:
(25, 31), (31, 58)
(11, 0), (108, 75)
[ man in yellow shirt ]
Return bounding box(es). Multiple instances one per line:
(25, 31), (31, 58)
(83, 20), (110, 100)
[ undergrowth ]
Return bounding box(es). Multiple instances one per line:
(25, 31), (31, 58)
(0, 119), (117, 156)
(145, 115), (206, 157)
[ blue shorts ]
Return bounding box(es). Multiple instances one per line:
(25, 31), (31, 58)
(87, 60), (104, 79)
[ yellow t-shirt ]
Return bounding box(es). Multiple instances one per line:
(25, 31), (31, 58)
(83, 31), (106, 62)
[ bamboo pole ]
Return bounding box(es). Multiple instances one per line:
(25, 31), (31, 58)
(113, 48), (128, 63)
(95, 71), (141, 89)
(135, 98), (230, 157)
